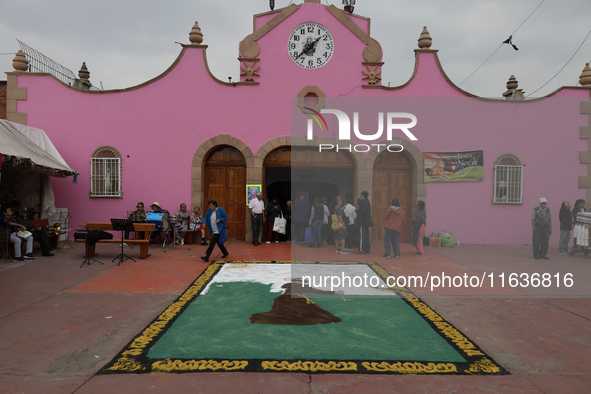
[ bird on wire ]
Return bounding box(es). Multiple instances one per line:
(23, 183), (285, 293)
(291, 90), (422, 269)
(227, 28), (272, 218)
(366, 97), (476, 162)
(503, 35), (519, 50)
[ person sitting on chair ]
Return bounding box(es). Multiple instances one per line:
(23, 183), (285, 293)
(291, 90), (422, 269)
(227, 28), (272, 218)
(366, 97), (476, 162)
(1, 207), (34, 262)
(149, 202), (168, 242)
(125, 202), (147, 239)
(150, 202), (163, 214)
(175, 203), (190, 245)
(190, 205), (207, 245)
(14, 207), (54, 256)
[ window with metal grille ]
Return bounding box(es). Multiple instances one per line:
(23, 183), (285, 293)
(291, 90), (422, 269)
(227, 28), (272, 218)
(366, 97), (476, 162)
(90, 146), (122, 198)
(493, 154), (523, 204)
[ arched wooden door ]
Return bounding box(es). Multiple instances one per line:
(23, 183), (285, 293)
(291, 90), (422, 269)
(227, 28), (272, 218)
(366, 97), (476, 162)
(204, 146), (246, 240)
(372, 152), (413, 243)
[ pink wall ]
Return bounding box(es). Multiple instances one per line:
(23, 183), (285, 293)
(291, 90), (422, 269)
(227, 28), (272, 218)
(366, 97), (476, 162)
(13, 3), (591, 244)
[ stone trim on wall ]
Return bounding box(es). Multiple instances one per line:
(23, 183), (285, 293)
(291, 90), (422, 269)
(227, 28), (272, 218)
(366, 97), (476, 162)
(5, 73), (27, 125)
(297, 86), (326, 113)
(579, 98), (591, 205)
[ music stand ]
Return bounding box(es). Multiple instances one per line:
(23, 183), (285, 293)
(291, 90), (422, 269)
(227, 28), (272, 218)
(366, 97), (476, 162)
(110, 219), (136, 266)
(80, 254), (103, 268)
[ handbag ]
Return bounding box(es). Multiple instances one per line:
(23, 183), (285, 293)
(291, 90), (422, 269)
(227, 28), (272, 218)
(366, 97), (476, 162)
(305, 226), (314, 244)
(219, 225), (229, 244)
(368, 216), (375, 228)
(273, 212), (287, 234)
(331, 214), (343, 231)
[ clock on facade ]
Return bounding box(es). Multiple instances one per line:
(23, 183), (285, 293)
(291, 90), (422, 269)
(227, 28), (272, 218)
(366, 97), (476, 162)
(287, 22), (334, 69)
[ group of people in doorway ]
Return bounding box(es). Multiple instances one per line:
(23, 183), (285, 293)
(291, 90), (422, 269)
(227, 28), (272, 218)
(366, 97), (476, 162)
(249, 190), (427, 258)
(533, 197), (587, 259)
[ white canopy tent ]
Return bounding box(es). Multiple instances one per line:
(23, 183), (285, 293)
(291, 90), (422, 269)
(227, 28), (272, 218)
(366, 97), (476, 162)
(0, 119), (77, 218)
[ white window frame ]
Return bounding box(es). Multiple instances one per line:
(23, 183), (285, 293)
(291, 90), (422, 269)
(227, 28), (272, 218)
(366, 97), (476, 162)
(493, 164), (523, 204)
(90, 146), (122, 198)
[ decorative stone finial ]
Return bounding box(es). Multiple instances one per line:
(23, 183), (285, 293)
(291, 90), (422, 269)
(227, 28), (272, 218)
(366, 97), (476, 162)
(418, 26), (432, 49)
(12, 50), (29, 72)
(78, 62), (90, 80)
(580, 63), (591, 87)
(506, 75), (518, 90)
(189, 21), (203, 45)
(503, 75), (524, 99)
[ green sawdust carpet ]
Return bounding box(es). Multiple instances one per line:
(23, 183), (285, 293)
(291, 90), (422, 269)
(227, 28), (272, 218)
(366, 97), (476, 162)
(100, 261), (507, 375)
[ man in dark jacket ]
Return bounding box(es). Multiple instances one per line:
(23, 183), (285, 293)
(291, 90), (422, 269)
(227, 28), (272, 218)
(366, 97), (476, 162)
(356, 191), (372, 254)
(559, 201), (572, 254)
(292, 192), (310, 246)
(15, 207), (54, 256)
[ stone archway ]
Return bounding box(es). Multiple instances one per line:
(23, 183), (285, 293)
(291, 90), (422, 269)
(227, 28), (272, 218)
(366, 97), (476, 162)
(255, 136), (366, 199)
(366, 140), (424, 242)
(192, 135), (254, 241)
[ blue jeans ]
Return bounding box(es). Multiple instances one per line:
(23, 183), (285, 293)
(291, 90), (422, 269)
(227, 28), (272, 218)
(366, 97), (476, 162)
(311, 220), (323, 244)
(384, 228), (400, 256)
(559, 229), (571, 252)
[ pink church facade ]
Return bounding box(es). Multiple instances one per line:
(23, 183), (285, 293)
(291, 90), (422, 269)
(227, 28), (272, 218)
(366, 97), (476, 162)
(5, 0), (591, 245)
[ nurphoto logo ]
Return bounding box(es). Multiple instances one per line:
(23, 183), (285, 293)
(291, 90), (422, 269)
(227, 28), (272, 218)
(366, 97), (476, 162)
(303, 108), (418, 152)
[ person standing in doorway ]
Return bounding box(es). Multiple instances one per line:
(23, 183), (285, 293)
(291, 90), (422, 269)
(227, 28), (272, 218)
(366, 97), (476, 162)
(356, 191), (372, 254)
(292, 192), (310, 246)
(248, 192), (265, 246)
(308, 198), (325, 248)
(343, 197), (357, 251)
(333, 197), (349, 254)
(266, 196), (281, 244)
(532, 197), (552, 260)
(383, 198), (405, 259)
(283, 200), (292, 241)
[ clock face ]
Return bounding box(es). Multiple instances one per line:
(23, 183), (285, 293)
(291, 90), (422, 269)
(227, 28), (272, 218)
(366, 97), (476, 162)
(287, 23), (334, 69)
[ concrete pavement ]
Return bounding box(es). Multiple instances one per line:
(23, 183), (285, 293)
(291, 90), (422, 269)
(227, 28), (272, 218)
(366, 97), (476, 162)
(0, 240), (589, 393)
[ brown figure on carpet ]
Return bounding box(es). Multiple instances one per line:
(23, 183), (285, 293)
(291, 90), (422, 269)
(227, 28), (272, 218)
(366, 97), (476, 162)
(249, 279), (342, 325)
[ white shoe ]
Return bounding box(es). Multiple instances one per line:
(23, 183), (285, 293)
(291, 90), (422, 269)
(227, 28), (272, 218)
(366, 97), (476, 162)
(339, 250), (350, 255)
(266, 241), (271, 244)
(181, 239), (184, 245)
(275, 241), (279, 243)
(120, 243), (127, 247)
(335, 249), (341, 253)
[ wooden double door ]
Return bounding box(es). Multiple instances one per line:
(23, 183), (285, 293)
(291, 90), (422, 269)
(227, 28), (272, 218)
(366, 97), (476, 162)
(372, 153), (413, 243)
(204, 147), (246, 240)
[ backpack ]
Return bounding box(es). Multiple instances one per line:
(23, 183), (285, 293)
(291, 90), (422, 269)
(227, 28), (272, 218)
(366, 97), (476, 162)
(331, 214), (343, 231)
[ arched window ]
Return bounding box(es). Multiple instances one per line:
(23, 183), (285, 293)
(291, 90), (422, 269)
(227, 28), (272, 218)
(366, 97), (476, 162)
(493, 153), (523, 204)
(90, 146), (122, 198)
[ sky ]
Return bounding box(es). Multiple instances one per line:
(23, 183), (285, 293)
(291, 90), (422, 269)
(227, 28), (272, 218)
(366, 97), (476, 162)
(1, 0), (590, 98)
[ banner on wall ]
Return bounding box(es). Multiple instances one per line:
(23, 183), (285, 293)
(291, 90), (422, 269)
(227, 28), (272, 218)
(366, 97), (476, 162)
(423, 151), (484, 182)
